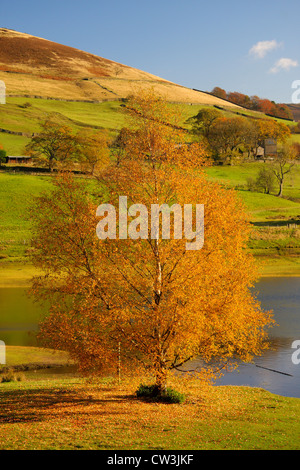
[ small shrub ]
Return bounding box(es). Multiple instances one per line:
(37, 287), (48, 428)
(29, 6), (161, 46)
(0, 149), (7, 166)
(136, 383), (185, 404)
(0, 369), (25, 383)
(136, 384), (156, 398)
(255, 166), (276, 194)
(0, 370), (16, 383)
(16, 372), (25, 382)
(19, 102), (32, 109)
(162, 387), (186, 404)
(246, 176), (258, 192)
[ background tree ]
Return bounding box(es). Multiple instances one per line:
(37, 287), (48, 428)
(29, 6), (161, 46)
(186, 107), (222, 140)
(208, 116), (249, 163)
(255, 165), (276, 194)
(257, 119), (291, 147)
(210, 87), (294, 119)
(30, 91), (274, 396)
(271, 144), (297, 197)
(292, 142), (300, 158)
(227, 91), (251, 109)
(25, 117), (78, 171)
(0, 145), (6, 166)
(77, 129), (110, 175)
(210, 87), (227, 101)
(110, 127), (134, 166)
(241, 119), (262, 158)
(291, 122), (300, 135)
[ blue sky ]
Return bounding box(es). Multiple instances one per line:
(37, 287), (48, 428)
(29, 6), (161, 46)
(1, 0), (300, 103)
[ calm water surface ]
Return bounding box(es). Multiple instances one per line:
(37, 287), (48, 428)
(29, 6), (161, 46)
(0, 278), (300, 397)
(0, 288), (42, 346)
(189, 277), (300, 398)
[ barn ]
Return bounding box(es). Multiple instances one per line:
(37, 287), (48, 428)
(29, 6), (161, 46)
(6, 156), (33, 164)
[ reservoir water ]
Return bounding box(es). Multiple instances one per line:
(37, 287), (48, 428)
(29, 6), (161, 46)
(213, 277), (300, 398)
(0, 277), (300, 398)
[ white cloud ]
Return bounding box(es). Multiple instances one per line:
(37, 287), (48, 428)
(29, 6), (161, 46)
(270, 58), (299, 73)
(249, 40), (281, 59)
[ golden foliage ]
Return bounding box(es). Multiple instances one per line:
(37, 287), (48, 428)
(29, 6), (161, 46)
(30, 91), (274, 392)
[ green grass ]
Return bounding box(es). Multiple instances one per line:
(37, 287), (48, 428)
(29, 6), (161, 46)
(0, 134), (30, 155)
(206, 162), (300, 196)
(0, 99), (206, 154)
(207, 163), (300, 273)
(206, 163), (300, 223)
(238, 191), (300, 217)
(0, 98), (128, 154)
(0, 375), (299, 450)
(6, 97), (127, 130)
(0, 172), (53, 262)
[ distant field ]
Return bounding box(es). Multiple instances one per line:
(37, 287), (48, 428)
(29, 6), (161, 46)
(206, 162), (300, 202)
(0, 96), (297, 155)
(0, 98), (208, 154)
(0, 133), (30, 155)
(0, 98), (128, 153)
(0, 172), (52, 262)
(4, 346), (71, 368)
(2, 97), (127, 131)
(206, 163), (300, 272)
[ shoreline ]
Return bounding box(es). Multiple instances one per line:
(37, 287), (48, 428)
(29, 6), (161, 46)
(2, 346), (300, 403)
(0, 260), (300, 288)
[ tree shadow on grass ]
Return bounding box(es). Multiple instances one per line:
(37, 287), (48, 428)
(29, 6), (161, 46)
(0, 386), (137, 424)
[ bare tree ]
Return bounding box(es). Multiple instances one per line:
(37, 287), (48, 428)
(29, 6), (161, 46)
(271, 144), (297, 197)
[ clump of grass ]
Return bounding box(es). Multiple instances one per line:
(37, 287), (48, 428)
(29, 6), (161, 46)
(136, 383), (185, 404)
(0, 369), (25, 383)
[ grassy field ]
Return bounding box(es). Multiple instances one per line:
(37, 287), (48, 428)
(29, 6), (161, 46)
(3, 346), (71, 368)
(0, 96), (297, 155)
(0, 372), (299, 450)
(205, 162), (300, 274)
(0, 98), (205, 154)
(1, 346), (299, 450)
(0, 98), (127, 154)
(0, 171), (52, 263)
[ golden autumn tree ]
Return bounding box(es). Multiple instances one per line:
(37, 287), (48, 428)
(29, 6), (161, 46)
(30, 91), (274, 395)
(257, 119), (291, 146)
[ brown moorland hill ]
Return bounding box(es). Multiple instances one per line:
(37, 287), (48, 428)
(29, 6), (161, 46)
(0, 28), (240, 106)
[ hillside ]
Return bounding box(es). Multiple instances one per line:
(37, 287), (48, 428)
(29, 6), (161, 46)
(287, 104), (300, 122)
(0, 28), (240, 106)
